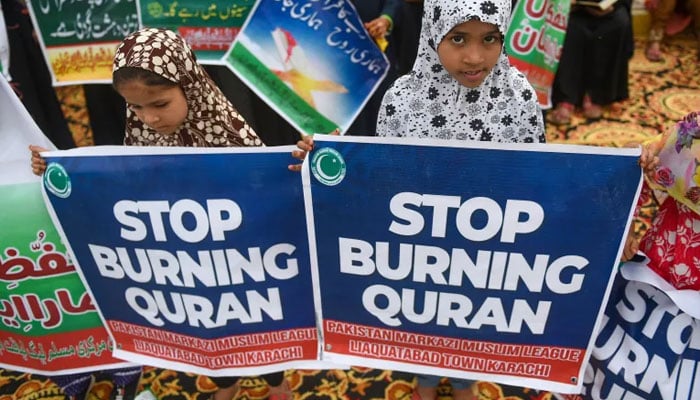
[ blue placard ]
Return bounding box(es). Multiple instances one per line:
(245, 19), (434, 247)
(41, 146), (319, 375)
(570, 272), (700, 400)
(303, 135), (642, 393)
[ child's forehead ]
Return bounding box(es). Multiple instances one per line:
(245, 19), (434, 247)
(427, 0), (511, 43)
(447, 19), (501, 34)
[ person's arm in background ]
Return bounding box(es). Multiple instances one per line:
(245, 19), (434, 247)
(380, 0), (401, 32)
(364, 0), (401, 39)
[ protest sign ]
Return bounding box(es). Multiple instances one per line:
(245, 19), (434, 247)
(0, 75), (127, 374)
(40, 146), (320, 376)
(506, 0), (570, 109)
(555, 271), (700, 400)
(25, 0), (139, 85)
(137, 0), (255, 63)
(225, 0), (389, 135)
(302, 135), (642, 393)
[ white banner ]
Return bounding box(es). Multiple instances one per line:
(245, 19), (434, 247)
(0, 75), (55, 184)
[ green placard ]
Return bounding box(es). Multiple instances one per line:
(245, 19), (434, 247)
(0, 182), (103, 337)
(505, 0), (570, 108)
(27, 0), (139, 47)
(139, 0), (255, 61)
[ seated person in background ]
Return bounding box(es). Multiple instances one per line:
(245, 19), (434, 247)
(645, 0), (700, 61)
(549, 0), (633, 125)
(345, 0), (402, 136)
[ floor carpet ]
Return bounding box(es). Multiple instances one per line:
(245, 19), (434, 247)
(2, 33), (699, 399)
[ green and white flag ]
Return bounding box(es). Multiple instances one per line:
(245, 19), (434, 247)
(505, 0), (570, 109)
(0, 75), (129, 374)
(0, 3), (9, 79)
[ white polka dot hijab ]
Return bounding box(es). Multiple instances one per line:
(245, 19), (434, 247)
(113, 28), (263, 147)
(377, 0), (545, 143)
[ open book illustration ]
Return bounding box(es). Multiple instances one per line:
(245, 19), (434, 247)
(575, 0), (618, 9)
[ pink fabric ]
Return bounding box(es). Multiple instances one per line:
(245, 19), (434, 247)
(638, 111), (700, 290)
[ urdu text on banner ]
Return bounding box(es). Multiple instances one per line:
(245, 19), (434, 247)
(0, 75), (129, 374)
(39, 146), (320, 377)
(505, 0), (570, 109)
(25, 0), (254, 84)
(137, 0), (256, 63)
(302, 135), (643, 394)
(224, 0), (389, 135)
(26, 0), (139, 85)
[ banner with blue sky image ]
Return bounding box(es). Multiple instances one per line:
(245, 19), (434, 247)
(224, 0), (389, 135)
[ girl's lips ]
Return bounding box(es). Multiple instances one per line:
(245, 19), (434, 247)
(153, 125), (171, 133)
(461, 70), (485, 81)
(462, 69), (483, 76)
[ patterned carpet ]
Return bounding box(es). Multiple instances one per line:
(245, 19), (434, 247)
(1, 33), (698, 400)
(546, 35), (700, 147)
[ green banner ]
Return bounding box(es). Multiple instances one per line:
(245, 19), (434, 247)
(27, 0), (139, 47)
(505, 0), (570, 109)
(26, 0), (139, 84)
(139, 0), (255, 62)
(0, 182), (124, 373)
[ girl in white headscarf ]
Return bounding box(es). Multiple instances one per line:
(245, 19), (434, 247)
(377, 0), (544, 143)
(379, 1), (545, 398)
(290, 1), (545, 397)
(288, 0), (544, 170)
(288, 0), (546, 398)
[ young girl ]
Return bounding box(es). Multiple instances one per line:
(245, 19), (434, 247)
(31, 28), (289, 400)
(376, 0), (544, 141)
(289, 0), (544, 166)
(291, 0), (545, 398)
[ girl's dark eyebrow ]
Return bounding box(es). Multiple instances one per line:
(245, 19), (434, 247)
(447, 28), (501, 36)
(142, 98), (171, 107)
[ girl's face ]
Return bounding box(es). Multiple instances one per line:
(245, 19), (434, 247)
(117, 79), (188, 135)
(437, 19), (503, 88)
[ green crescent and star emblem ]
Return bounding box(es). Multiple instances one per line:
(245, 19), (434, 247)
(311, 147), (346, 186)
(43, 163), (72, 198)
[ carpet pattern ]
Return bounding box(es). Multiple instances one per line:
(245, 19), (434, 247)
(2, 34), (698, 400)
(546, 35), (700, 147)
(0, 368), (550, 399)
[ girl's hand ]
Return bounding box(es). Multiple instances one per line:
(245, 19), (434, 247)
(621, 225), (640, 262)
(288, 135), (315, 172)
(288, 129), (340, 172)
(29, 145), (49, 176)
(639, 142), (660, 179)
(364, 16), (391, 39)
